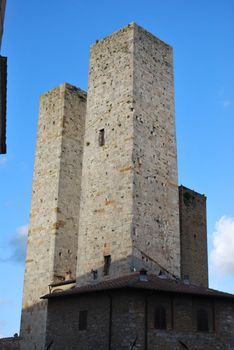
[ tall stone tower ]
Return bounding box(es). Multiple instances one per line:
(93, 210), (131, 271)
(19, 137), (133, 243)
(76, 23), (180, 284)
(20, 83), (86, 350)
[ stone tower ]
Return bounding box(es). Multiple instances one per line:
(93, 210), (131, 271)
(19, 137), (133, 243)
(20, 83), (86, 350)
(76, 23), (180, 285)
(179, 186), (208, 287)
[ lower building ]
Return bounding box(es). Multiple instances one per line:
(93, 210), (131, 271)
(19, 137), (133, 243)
(44, 272), (234, 350)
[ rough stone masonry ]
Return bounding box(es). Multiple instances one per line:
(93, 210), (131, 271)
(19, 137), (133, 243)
(20, 84), (86, 350)
(76, 23), (180, 286)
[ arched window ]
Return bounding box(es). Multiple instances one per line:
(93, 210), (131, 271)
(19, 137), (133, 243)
(154, 305), (167, 330)
(197, 309), (208, 332)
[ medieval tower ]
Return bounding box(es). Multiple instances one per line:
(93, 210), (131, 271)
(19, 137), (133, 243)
(76, 23), (180, 284)
(17, 24), (215, 350)
(20, 84), (87, 349)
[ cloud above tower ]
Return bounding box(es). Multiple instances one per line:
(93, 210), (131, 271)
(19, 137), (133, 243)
(10, 225), (28, 263)
(211, 216), (234, 276)
(0, 225), (28, 264)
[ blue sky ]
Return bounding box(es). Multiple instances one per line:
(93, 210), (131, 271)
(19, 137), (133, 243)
(0, 0), (234, 338)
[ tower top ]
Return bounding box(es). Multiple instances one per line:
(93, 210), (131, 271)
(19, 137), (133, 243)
(92, 22), (172, 49)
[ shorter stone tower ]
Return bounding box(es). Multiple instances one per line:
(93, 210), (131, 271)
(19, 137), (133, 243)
(20, 83), (86, 350)
(179, 185), (208, 287)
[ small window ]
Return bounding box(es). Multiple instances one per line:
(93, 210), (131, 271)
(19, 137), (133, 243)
(99, 129), (105, 146)
(79, 310), (87, 331)
(103, 255), (111, 275)
(197, 309), (208, 332)
(91, 269), (98, 280)
(154, 305), (167, 330)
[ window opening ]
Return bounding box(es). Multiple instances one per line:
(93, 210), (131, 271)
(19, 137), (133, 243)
(103, 255), (111, 275)
(197, 309), (208, 332)
(99, 129), (105, 146)
(79, 310), (87, 331)
(154, 305), (167, 330)
(91, 269), (98, 280)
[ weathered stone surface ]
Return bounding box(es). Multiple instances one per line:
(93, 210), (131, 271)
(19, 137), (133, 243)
(76, 23), (180, 285)
(20, 83), (86, 350)
(132, 25), (180, 277)
(179, 185), (208, 287)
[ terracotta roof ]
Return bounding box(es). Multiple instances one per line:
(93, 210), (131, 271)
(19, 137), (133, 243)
(42, 273), (234, 300)
(0, 336), (21, 343)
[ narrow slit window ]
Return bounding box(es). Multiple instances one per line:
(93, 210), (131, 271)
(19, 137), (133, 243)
(197, 309), (208, 332)
(99, 129), (105, 146)
(79, 310), (87, 331)
(103, 255), (111, 275)
(154, 305), (167, 330)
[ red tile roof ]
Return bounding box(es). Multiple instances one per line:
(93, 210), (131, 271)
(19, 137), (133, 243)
(42, 273), (234, 300)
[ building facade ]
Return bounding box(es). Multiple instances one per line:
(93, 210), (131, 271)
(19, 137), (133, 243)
(44, 275), (234, 350)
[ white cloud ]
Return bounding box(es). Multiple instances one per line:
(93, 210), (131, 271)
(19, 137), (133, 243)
(0, 225), (28, 264)
(0, 320), (7, 328)
(219, 100), (232, 108)
(0, 155), (7, 166)
(9, 225), (28, 263)
(0, 298), (13, 305)
(17, 225), (28, 238)
(211, 216), (234, 276)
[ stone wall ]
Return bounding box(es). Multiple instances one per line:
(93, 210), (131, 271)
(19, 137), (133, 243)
(20, 83), (86, 350)
(76, 22), (180, 285)
(45, 290), (234, 350)
(76, 24), (135, 284)
(179, 186), (208, 287)
(132, 25), (180, 276)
